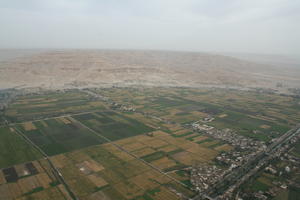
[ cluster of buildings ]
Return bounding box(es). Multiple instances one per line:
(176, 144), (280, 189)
(238, 132), (300, 200)
(204, 127), (266, 151)
(190, 164), (226, 193)
(215, 150), (257, 169)
(111, 102), (136, 112)
(189, 119), (273, 197)
(191, 122), (214, 131)
(83, 89), (137, 112)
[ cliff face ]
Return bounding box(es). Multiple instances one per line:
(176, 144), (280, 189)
(0, 50), (299, 90)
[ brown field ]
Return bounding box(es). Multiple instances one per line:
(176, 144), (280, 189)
(5, 110), (18, 116)
(182, 133), (198, 139)
(83, 160), (105, 172)
(102, 144), (135, 162)
(67, 150), (92, 163)
(32, 161), (45, 173)
(190, 111), (208, 117)
(88, 101), (105, 107)
(200, 140), (220, 148)
(113, 181), (144, 199)
(8, 183), (23, 199)
(0, 171), (6, 185)
(218, 114), (228, 118)
(28, 103), (52, 108)
(192, 135), (209, 142)
(129, 170), (160, 190)
(67, 176), (96, 198)
(88, 190), (111, 200)
(172, 151), (204, 165)
(151, 130), (169, 137)
(132, 147), (156, 157)
(0, 184), (12, 199)
(214, 144), (234, 152)
(167, 108), (182, 115)
(50, 154), (70, 169)
(185, 144), (218, 161)
(76, 160), (104, 175)
(151, 157), (177, 170)
(26, 186), (67, 200)
(60, 117), (72, 124)
(176, 139), (198, 150)
(260, 124), (271, 129)
(173, 129), (190, 136)
(22, 122), (37, 131)
(134, 135), (156, 143)
(150, 186), (180, 200)
(122, 142), (146, 152)
(113, 149), (136, 162)
(157, 135), (183, 146)
(114, 137), (138, 146)
(36, 173), (52, 188)
(158, 145), (179, 153)
(113, 130), (218, 166)
(144, 139), (168, 148)
(87, 174), (108, 188)
(164, 124), (182, 132)
(18, 176), (41, 194)
(99, 168), (125, 184)
(118, 159), (150, 178)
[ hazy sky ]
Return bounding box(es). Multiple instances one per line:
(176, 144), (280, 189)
(0, 0), (299, 55)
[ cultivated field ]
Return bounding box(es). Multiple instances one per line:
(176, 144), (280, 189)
(1, 87), (299, 199)
(17, 118), (106, 156)
(73, 111), (154, 141)
(94, 87), (300, 142)
(0, 158), (69, 199)
(0, 127), (42, 168)
(4, 90), (107, 123)
(49, 144), (195, 199)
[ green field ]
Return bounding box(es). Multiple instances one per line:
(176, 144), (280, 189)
(0, 127), (42, 168)
(94, 87), (300, 142)
(17, 118), (106, 156)
(73, 111), (154, 141)
(4, 90), (107, 122)
(0, 87), (299, 199)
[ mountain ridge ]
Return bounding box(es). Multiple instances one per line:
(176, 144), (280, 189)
(0, 50), (299, 92)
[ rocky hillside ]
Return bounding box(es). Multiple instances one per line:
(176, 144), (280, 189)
(0, 50), (299, 91)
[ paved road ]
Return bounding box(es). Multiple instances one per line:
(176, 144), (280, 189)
(0, 109), (110, 128)
(221, 126), (300, 198)
(13, 127), (78, 200)
(4, 90), (299, 200)
(72, 117), (190, 199)
(192, 125), (300, 200)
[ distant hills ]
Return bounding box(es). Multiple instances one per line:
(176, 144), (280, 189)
(0, 50), (299, 92)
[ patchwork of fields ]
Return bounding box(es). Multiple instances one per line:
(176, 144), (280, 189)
(4, 90), (107, 123)
(0, 88), (299, 199)
(49, 144), (194, 200)
(0, 158), (69, 199)
(94, 88), (300, 142)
